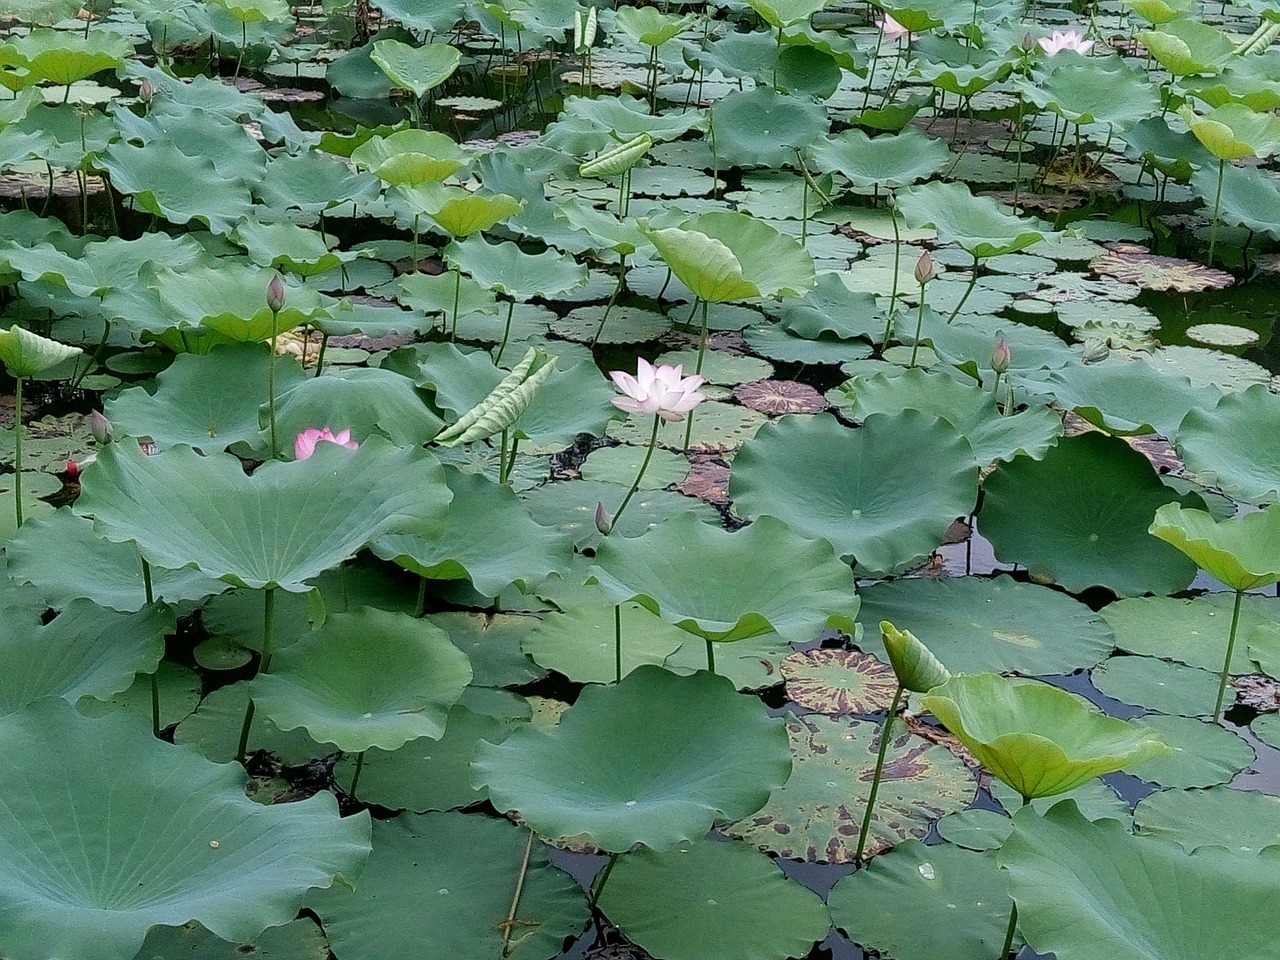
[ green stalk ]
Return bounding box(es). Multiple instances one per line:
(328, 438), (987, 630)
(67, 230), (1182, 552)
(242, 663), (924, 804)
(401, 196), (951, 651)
(1207, 158), (1225, 268)
(349, 750), (366, 797)
(943, 256), (981, 325)
(881, 202), (902, 352)
(855, 683), (904, 862)
(614, 604), (623, 683)
(908, 282), (926, 368)
(495, 299), (516, 365)
(450, 268), (462, 341)
(235, 587), (276, 764)
(267, 318), (278, 458)
(592, 253), (627, 347)
(997, 794), (1030, 959)
(682, 298), (710, 452)
(1213, 588), (1244, 723)
(12, 375), (22, 529)
(705, 638), (716, 674)
(612, 414), (661, 531)
(142, 558), (158, 736)
(589, 852), (620, 906)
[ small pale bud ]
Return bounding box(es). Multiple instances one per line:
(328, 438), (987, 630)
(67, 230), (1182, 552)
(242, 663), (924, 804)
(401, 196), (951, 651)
(266, 274), (285, 313)
(138, 78), (153, 102)
(89, 410), (112, 445)
(595, 502), (613, 535)
(1021, 31), (1037, 51)
(913, 250), (936, 285)
(991, 339), (1011, 374)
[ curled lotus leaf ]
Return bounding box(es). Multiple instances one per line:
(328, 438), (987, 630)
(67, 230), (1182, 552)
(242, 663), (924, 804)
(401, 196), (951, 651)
(921, 673), (1172, 800)
(1176, 383), (1280, 505)
(370, 39), (462, 98)
(350, 129), (466, 186)
(433, 347), (557, 446)
(879, 620), (950, 693)
(895, 181), (1054, 259)
(0, 324), (80, 378)
(1149, 502), (1280, 591)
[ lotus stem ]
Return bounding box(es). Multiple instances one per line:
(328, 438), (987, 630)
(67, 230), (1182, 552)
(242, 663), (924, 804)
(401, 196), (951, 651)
(499, 428), (509, 484)
(503, 436), (520, 485)
(1213, 588), (1244, 723)
(592, 253), (627, 347)
(1207, 159), (1225, 268)
(998, 795), (1030, 959)
(234, 20), (246, 79)
(416, 576), (427, 617)
(314, 334), (329, 377)
(495, 299), (516, 365)
(614, 604), (623, 683)
(612, 414), (661, 533)
(235, 586), (276, 764)
(683, 298), (710, 452)
(348, 750), (366, 797)
(943, 256), (981, 325)
(908, 283), (926, 368)
(8, 373), (24, 530)
(589, 852), (620, 906)
(855, 683), (904, 862)
(882, 203), (903, 352)
(142, 557), (159, 735)
(705, 638), (717, 674)
(861, 24), (885, 112)
(267, 331), (278, 458)
(450, 268), (461, 341)
(501, 829), (536, 957)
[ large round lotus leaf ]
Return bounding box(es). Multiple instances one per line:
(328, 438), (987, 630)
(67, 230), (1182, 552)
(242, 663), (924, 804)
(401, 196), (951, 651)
(423, 611), (545, 688)
(857, 576), (1114, 676)
(1177, 384), (1280, 505)
(1103, 592), (1276, 672)
(833, 368), (1062, 465)
(1150, 502), (1280, 591)
(0, 699), (370, 960)
(1091, 655), (1229, 717)
(599, 838), (831, 960)
(921, 674), (1172, 799)
(1128, 714), (1253, 788)
(0, 599), (172, 716)
(829, 839), (1018, 960)
(105, 344), (306, 454)
(1019, 57), (1161, 126)
(580, 443), (688, 489)
(729, 411), (979, 576)
(1182, 102), (1280, 160)
(307, 812), (585, 960)
(1138, 21), (1234, 75)
(272, 367), (445, 451)
(1036, 357), (1219, 439)
(710, 87), (828, 169)
(1001, 800), (1280, 960)
(908, 309), (1076, 374)
(472, 665), (791, 852)
(8, 27), (132, 84)
(606, 398), (769, 452)
(444, 235), (588, 300)
(76, 438), (451, 592)
(173, 681), (325, 766)
(370, 39), (461, 97)
(99, 140), (255, 235)
(590, 512), (859, 644)
(133, 918), (328, 960)
(331, 706), (516, 812)
(1205, 162), (1280, 240)
(250, 608), (472, 753)
(978, 432), (1198, 597)
(1135, 785), (1280, 853)
(77, 661), (202, 730)
(727, 714), (975, 861)
(520, 479), (719, 549)
(0, 324), (81, 378)
(807, 126), (949, 188)
(645, 210), (816, 303)
(373, 468), (570, 596)
(351, 130), (467, 185)
(6, 508), (229, 612)
(524, 596), (688, 684)
(940, 780), (1131, 851)
(782, 649), (899, 715)
(895, 181), (1052, 259)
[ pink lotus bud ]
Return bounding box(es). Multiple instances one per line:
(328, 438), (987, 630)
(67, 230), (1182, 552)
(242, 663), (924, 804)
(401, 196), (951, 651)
(595, 501), (613, 535)
(1021, 32), (1036, 50)
(913, 250), (936, 285)
(138, 78), (153, 102)
(992, 339), (1011, 374)
(266, 274), (286, 313)
(89, 410), (111, 444)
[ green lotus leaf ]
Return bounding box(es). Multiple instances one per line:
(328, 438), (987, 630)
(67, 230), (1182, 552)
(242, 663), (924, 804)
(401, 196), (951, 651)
(133, 918), (328, 960)
(370, 39), (461, 98)
(614, 5), (693, 45)
(1101, 592), (1275, 673)
(895, 181), (1053, 259)
(916, 56), (1012, 98)
(350, 129), (466, 186)
(251, 608), (471, 753)
(1149, 502), (1280, 591)
(75, 438), (451, 592)
(745, 0), (831, 26)
(174, 680), (322, 766)
(580, 132), (652, 179)
(1017, 56), (1161, 126)
(1135, 713), (1254, 788)
(551, 95), (706, 148)
(1091, 654), (1230, 717)
(424, 611), (545, 688)
(1134, 785), (1280, 853)
(832, 368), (1062, 464)
(98, 140), (255, 235)
(1138, 22), (1234, 76)
(434, 346), (557, 446)
(1176, 383), (1280, 504)
(775, 272), (885, 341)
(1034, 356), (1219, 437)
(151, 263), (335, 339)
(372, 466), (571, 595)
(255, 150), (382, 214)
(0, 699), (370, 960)
(600, 838), (831, 960)
(1001, 800), (1280, 960)
(645, 209), (816, 304)
(1197, 161), (1280, 240)
(396, 269), (499, 320)
(1121, 115), (1213, 181)
(879, 620), (950, 692)
(273, 367), (445, 451)
(729, 411), (979, 575)
(2, 234), (205, 299)
(710, 87), (829, 168)
(472, 665), (791, 851)
(590, 512), (859, 644)
(727, 714), (974, 860)
(7, 27), (132, 85)
(921, 674), (1172, 799)
(0, 324), (80, 378)
(807, 126), (948, 188)
(307, 812), (585, 960)
(231, 220), (362, 277)
(6, 508), (229, 612)
(404, 185), (523, 238)
(1180, 102), (1280, 160)
(214, 0), (289, 20)
(1126, 0), (1190, 23)
(444, 235), (588, 299)
(978, 432), (1199, 596)
(829, 839), (1018, 960)
(1183, 53), (1280, 112)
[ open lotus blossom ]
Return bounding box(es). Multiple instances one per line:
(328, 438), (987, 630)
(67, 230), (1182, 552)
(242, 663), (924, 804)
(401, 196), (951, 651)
(1037, 29), (1094, 55)
(294, 427), (359, 460)
(610, 358), (707, 423)
(876, 13), (912, 39)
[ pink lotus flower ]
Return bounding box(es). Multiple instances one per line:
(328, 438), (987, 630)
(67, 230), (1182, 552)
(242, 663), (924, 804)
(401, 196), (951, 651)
(1037, 30), (1094, 55)
(877, 13), (912, 39)
(610, 358), (707, 423)
(295, 427), (358, 460)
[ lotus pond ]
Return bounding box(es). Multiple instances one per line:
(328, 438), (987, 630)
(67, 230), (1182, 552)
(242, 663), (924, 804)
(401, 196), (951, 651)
(2, 0), (1280, 958)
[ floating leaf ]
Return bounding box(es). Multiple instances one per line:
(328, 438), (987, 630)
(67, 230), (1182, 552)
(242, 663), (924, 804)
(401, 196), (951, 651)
(1091, 655), (1228, 717)
(782, 649), (899, 714)
(1102, 592), (1275, 673)
(1128, 714), (1253, 788)
(896, 181), (1053, 259)
(1135, 785), (1280, 853)
(1033, 356), (1217, 438)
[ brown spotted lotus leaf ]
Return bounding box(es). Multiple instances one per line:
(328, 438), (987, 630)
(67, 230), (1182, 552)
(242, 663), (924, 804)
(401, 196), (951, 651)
(782, 649), (899, 716)
(1234, 674), (1280, 713)
(733, 379), (826, 416)
(726, 714), (976, 862)
(1091, 242), (1234, 293)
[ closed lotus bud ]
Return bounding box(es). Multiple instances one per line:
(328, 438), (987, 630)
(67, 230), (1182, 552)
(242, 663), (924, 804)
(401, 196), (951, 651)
(266, 274), (285, 313)
(913, 249), (936, 285)
(991, 338), (1011, 374)
(595, 501), (612, 535)
(89, 410), (111, 445)
(138, 78), (153, 102)
(1021, 31), (1036, 50)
